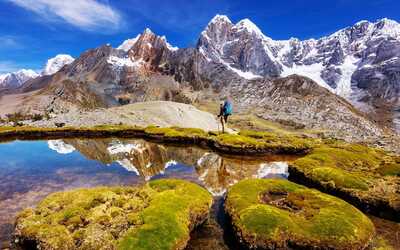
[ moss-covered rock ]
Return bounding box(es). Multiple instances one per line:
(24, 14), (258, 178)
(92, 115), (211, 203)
(225, 179), (375, 250)
(289, 141), (400, 221)
(14, 179), (212, 250)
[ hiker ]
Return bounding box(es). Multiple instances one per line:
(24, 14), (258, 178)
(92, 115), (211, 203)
(218, 98), (233, 133)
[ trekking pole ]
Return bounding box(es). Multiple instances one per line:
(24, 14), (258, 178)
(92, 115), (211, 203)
(217, 116), (220, 134)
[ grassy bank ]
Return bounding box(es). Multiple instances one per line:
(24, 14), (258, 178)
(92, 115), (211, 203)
(0, 125), (313, 156)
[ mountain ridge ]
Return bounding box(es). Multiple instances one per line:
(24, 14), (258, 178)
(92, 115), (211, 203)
(113, 15), (399, 109)
(0, 69), (39, 89)
(0, 15), (399, 147)
(0, 54), (75, 90)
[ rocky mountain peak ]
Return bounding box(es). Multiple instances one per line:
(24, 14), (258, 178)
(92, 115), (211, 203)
(127, 28), (175, 66)
(197, 15), (281, 79)
(373, 18), (400, 38)
(376, 18), (399, 27)
(234, 18), (265, 37)
(208, 14), (232, 25)
(118, 28), (178, 54)
(143, 28), (154, 34)
(199, 15), (234, 50)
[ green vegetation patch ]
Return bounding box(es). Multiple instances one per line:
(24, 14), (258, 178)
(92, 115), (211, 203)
(215, 130), (312, 154)
(144, 126), (208, 139)
(290, 141), (400, 219)
(293, 141), (400, 177)
(225, 179), (375, 250)
(14, 179), (212, 250)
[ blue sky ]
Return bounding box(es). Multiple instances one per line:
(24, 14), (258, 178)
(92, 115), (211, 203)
(0, 0), (399, 73)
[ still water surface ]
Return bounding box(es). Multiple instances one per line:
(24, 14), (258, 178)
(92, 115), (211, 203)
(0, 138), (398, 249)
(0, 138), (294, 249)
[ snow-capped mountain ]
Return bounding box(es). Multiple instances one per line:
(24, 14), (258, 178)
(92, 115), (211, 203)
(0, 69), (39, 89)
(42, 54), (75, 75)
(197, 15), (282, 79)
(0, 54), (74, 90)
(117, 29), (178, 53)
(2, 15), (399, 141)
(197, 15), (400, 101)
(62, 28), (177, 86)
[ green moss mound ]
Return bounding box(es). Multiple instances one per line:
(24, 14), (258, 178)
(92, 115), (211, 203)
(214, 130), (312, 154)
(290, 141), (400, 220)
(225, 179), (375, 250)
(14, 179), (212, 250)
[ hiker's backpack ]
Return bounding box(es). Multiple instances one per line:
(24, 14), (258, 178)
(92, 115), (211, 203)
(223, 101), (233, 115)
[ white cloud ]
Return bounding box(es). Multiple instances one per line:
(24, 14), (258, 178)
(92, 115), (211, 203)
(8, 0), (122, 31)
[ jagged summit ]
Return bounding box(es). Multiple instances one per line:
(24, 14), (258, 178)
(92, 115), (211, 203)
(209, 14), (232, 25)
(143, 27), (154, 34)
(234, 18), (264, 36)
(377, 17), (399, 25)
(117, 28), (178, 54)
(204, 15), (268, 39)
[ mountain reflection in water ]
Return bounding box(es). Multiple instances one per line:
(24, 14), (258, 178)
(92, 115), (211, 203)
(51, 138), (295, 193)
(0, 138), (296, 249)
